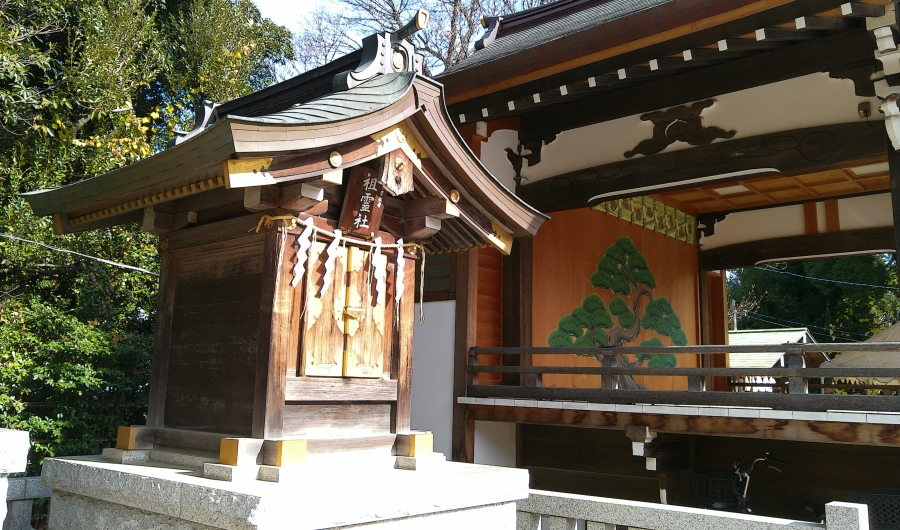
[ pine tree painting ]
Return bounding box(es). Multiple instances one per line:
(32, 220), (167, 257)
(547, 236), (687, 372)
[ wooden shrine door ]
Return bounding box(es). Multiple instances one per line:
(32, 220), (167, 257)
(300, 242), (394, 379)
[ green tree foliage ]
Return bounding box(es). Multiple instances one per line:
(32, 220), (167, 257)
(0, 0), (292, 472)
(728, 256), (899, 342)
(548, 237), (684, 369)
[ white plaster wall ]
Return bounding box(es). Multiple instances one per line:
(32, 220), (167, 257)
(517, 73), (882, 184)
(839, 193), (893, 230)
(410, 301), (455, 458)
(474, 421), (516, 468)
(480, 129), (519, 192)
(700, 205), (806, 250)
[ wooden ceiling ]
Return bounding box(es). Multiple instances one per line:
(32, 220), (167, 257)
(653, 161), (890, 215)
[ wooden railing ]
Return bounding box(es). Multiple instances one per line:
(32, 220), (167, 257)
(467, 343), (900, 412)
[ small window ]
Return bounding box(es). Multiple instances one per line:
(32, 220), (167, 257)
(415, 252), (455, 302)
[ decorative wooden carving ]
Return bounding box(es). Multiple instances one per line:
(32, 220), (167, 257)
(504, 134), (557, 178)
(379, 149), (414, 196)
(624, 100), (735, 158)
(338, 165), (387, 238)
(829, 64), (877, 97)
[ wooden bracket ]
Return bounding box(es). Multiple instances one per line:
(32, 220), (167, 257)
(404, 216), (441, 239)
(404, 196), (459, 219)
(142, 206), (173, 235)
(245, 183), (326, 213)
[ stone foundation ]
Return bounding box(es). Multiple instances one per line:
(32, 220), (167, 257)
(41, 454), (527, 529)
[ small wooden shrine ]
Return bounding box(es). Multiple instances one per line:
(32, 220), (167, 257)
(23, 11), (546, 460)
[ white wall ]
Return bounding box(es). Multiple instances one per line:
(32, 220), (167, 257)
(839, 193), (893, 231)
(474, 421), (517, 467)
(410, 301), (456, 458)
(478, 73), (881, 187)
(699, 192), (895, 250)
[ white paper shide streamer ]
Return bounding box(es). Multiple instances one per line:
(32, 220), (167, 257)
(372, 237), (387, 305)
(290, 219), (314, 288)
(320, 229), (343, 296)
(395, 238), (405, 303)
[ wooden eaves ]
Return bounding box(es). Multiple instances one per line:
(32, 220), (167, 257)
(22, 72), (547, 255)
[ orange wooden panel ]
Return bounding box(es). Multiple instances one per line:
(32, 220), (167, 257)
(476, 247), (504, 384)
(532, 208), (700, 391)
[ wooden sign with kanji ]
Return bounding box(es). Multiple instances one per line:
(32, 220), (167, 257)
(338, 165), (387, 237)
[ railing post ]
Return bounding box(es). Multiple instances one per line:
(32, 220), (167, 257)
(786, 347), (807, 394)
(601, 349), (618, 390)
(688, 375), (705, 392)
(467, 348), (479, 387)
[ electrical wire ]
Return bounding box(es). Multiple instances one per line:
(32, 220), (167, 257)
(744, 310), (869, 339)
(743, 314), (860, 343)
(0, 233), (159, 276)
(753, 265), (898, 290)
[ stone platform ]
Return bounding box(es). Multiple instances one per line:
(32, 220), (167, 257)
(41, 453), (529, 529)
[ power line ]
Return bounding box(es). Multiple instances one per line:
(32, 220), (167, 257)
(0, 233), (159, 276)
(743, 314), (859, 343)
(753, 266), (898, 290)
(745, 310), (869, 339)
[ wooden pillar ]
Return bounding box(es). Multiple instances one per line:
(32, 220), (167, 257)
(452, 248), (478, 463)
(147, 252), (175, 428)
(889, 142), (900, 280)
(251, 231), (292, 439)
(501, 238), (533, 385)
(698, 268), (710, 346)
(392, 256), (416, 434)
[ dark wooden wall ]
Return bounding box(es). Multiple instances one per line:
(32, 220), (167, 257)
(163, 241), (264, 436)
(694, 435), (900, 521)
(521, 424), (660, 502)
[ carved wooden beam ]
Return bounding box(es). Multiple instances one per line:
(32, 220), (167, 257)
(520, 121), (887, 213)
(518, 29), (875, 143)
(699, 226), (895, 270)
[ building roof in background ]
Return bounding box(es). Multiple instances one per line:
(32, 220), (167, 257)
(441, 0), (670, 77)
(727, 328), (816, 369)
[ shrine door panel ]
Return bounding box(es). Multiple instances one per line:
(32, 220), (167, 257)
(300, 241), (347, 377)
(344, 247), (392, 378)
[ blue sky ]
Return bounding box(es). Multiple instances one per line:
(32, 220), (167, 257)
(253, 0), (319, 34)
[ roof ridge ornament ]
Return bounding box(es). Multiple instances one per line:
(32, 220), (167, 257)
(168, 99), (220, 147)
(475, 16), (502, 50)
(333, 9), (428, 92)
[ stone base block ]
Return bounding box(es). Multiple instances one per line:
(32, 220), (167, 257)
(42, 453), (528, 529)
(151, 449), (218, 469)
(201, 463), (258, 482)
(101, 448), (149, 465)
(394, 452), (447, 471)
(256, 465), (303, 483)
(49, 491), (216, 530)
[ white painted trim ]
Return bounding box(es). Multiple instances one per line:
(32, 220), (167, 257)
(587, 168), (780, 203)
(459, 396), (900, 425)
